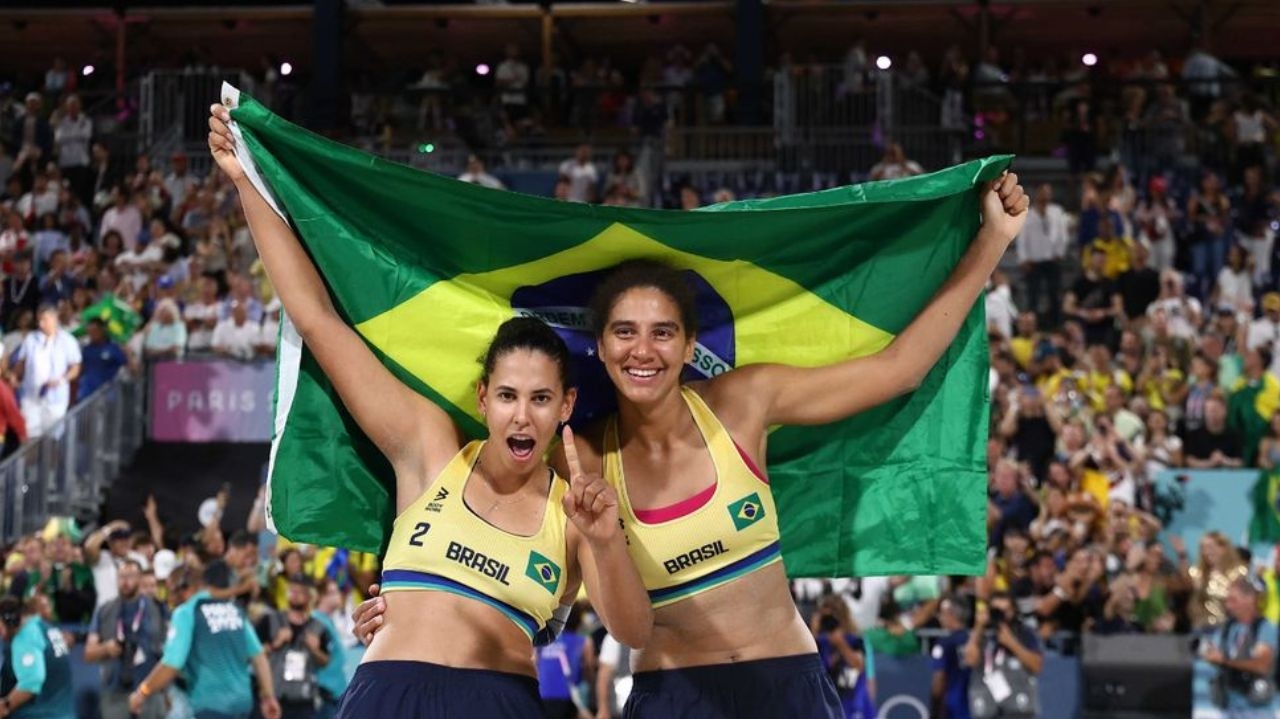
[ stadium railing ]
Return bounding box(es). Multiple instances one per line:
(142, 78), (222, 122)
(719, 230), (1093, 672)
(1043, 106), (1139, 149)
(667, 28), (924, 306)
(0, 373), (146, 545)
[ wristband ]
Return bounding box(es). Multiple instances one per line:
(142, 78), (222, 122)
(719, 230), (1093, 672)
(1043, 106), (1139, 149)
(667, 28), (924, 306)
(138, 681), (153, 698)
(1052, 585), (1070, 601)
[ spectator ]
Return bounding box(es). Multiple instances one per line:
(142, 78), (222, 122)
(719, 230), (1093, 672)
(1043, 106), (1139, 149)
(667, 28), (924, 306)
(28, 532), (95, 625)
(1185, 394), (1244, 469)
(535, 607), (594, 719)
(1235, 166), (1278, 287)
(1015, 183), (1069, 327)
(311, 578), (348, 719)
(595, 632), (631, 719)
(0, 595), (74, 719)
(1117, 242), (1161, 324)
(557, 144), (598, 204)
(1063, 245), (1122, 348)
(1258, 413), (1280, 472)
(128, 563), (282, 719)
(90, 141), (119, 208)
(0, 365), (25, 457)
(85, 520), (134, 610)
(99, 185), (142, 250)
(256, 299), (280, 359)
(84, 559), (166, 719)
(985, 270), (1017, 339)
(213, 300), (259, 361)
(862, 597), (920, 659)
(2, 252), (40, 330)
(37, 250), (76, 307)
(10, 93), (52, 189)
(77, 318), (128, 402)
(1134, 410), (1183, 481)
(1090, 214), (1133, 280)
(1187, 171), (1232, 299)
(220, 273), (264, 324)
(142, 299), (187, 361)
(53, 95), (92, 208)
(163, 152), (199, 213)
(1201, 577), (1276, 715)
(868, 142), (923, 181)
(184, 273), (222, 355)
(456, 154), (504, 190)
(693, 43), (732, 124)
(1213, 244), (1254, 317)
(271, 576), (330, 719)
(1135, 176), (1180, 271)
(812, 594), (876, 719)
(494, 43), (531, 139)
(1147, 270), (1203, 341)
(12, 304), (81, 438)
(602, 150), (646, 208)
(1189, 531), (1249, 628)
(997, 386), (1061, 484)
(930, 595), (972, 719)
(988, 460), (1038, 547)
(963, 591), (1043, 716)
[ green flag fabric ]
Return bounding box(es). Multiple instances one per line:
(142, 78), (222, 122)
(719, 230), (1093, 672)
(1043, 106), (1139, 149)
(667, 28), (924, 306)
(1251, 470), (1280, 544)
(225, 84), (1001, 577)
(76, 293), (142, 343)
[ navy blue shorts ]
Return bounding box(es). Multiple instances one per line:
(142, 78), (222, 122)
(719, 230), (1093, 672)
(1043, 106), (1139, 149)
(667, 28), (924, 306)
(624, 653), (842, 719)
(335, 660), (541, 719)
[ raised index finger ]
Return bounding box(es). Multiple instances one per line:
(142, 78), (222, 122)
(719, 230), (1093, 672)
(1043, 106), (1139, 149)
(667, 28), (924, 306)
(561, 425), (583, 484)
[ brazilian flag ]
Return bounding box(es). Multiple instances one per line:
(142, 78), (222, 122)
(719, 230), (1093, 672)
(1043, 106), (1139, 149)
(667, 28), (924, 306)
(76, 293), (141, 343)
(1251, 470), (1280, 544)
(227, 84), (998, 577)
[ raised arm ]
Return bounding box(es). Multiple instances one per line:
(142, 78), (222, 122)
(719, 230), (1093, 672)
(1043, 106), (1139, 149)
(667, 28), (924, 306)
(715, 173), (1028, 427)
(209, 105), (462, 502)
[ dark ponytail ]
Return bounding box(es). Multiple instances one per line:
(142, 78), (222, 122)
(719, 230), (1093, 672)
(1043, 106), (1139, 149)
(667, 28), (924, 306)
(480, 316), (573, 389)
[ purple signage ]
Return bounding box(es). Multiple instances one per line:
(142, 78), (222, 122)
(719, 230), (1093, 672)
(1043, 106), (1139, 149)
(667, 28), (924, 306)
(150, 361), (274, 442)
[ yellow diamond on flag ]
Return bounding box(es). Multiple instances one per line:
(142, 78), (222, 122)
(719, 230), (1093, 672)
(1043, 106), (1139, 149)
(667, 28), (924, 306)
(355, 223), (893, 425)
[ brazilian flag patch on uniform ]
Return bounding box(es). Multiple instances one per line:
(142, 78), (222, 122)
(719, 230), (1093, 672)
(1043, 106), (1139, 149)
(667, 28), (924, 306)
(728, 493), (766, 531)
(525, 551), (561, 595)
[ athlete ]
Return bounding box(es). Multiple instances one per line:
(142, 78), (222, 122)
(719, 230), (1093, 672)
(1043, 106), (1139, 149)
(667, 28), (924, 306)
(358, 172), (1029, 716)
(208, 103), (650, 718)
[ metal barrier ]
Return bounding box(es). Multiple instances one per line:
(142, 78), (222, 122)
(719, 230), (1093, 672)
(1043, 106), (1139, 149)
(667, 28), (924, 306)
(140, 69), (256, 175)
(0, 374), (147, 545)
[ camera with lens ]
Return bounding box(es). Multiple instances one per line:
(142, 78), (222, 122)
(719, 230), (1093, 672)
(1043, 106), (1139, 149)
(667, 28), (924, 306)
(818, 614), (841, 633)
(117, 639), (139, 690)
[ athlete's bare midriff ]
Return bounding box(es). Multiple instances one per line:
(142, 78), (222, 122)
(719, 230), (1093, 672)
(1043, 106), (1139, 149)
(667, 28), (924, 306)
(362, 591), (537, 677)
(633, 562), (818, 672)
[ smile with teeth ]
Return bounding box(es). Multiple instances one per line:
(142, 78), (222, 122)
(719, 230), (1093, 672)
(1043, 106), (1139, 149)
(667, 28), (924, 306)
(625, 368), (660, 379)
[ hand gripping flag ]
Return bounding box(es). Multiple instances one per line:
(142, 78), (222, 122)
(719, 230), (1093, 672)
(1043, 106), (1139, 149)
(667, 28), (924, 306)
(224, 84), (1003, 577)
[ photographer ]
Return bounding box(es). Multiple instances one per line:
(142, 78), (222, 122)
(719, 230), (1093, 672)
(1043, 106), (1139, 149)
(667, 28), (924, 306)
(85, 559), (166, 719)
(810, 595), (876, 719)
(1202, 577), (1276, 717)
(963, 592), (1043, 718)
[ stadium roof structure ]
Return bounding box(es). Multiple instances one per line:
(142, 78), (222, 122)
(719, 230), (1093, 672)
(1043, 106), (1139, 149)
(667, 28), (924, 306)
(0, 0), (1276, 80)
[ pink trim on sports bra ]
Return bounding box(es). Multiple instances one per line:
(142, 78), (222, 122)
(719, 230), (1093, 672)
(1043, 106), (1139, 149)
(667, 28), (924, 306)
(733, 441), (769, 484)
(633, 482), (717, 523)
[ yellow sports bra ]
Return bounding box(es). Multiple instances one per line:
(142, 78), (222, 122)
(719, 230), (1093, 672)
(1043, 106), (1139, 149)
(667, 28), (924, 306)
(381, 441), (568, 641)
(604, 387), (782, 608)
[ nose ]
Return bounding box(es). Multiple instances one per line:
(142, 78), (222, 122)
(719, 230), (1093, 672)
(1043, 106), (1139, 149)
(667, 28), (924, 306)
(630, 335), (654, 360)
(512, 399), (531, 426)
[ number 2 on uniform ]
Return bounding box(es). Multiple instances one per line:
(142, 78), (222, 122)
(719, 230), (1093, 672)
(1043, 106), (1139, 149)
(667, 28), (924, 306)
(408, 522), (431, 546)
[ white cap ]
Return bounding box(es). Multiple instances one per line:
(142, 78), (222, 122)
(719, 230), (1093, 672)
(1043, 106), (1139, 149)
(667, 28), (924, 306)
(153, 549), (177, 581)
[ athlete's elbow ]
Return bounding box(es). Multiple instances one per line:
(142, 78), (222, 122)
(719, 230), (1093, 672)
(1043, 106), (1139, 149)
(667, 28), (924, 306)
(610, 611), (653, 650)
